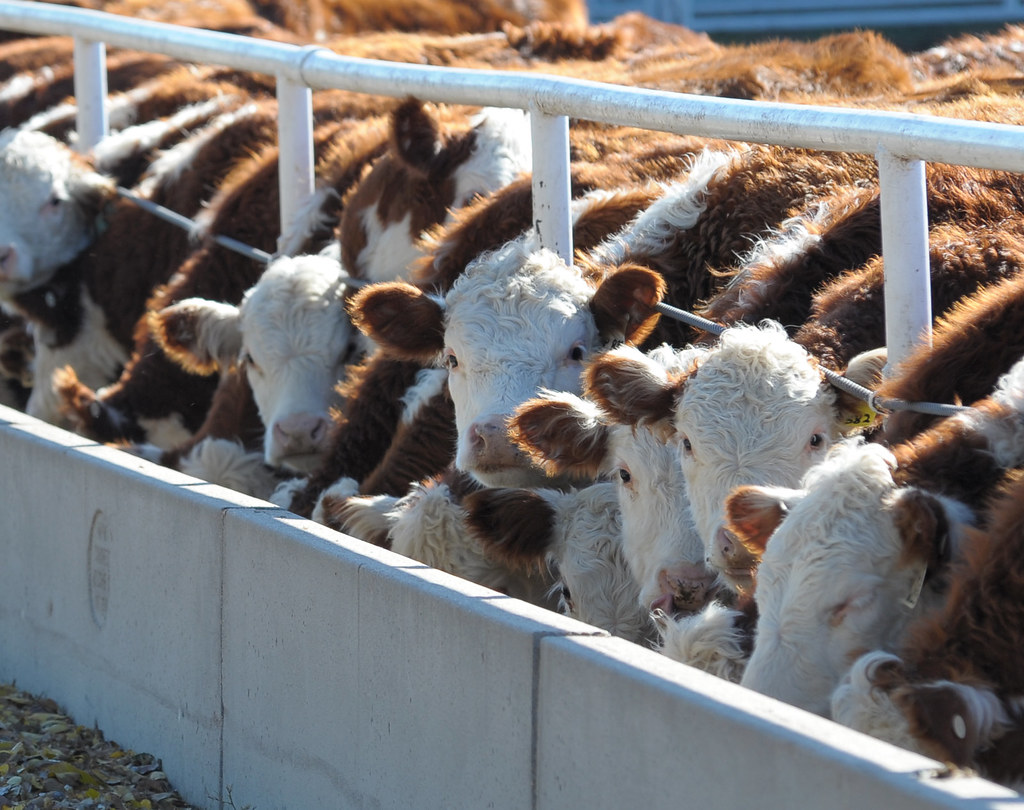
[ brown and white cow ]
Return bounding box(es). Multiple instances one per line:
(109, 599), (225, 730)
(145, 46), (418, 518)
(585, 324), (886, 595)
(726, 355), (1024, 716)
(284, 176), (667, 517)
(877, 266), (1024, 446)
(831, 470), (1024, 788)
(154, 252), (357, 473)
(492, 343), (717, 616)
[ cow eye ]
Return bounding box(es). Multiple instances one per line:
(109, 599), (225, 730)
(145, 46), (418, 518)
(442, 349), (458, 370)
(809, 433), (825, 449)
(568, 343), (586, 362)
(618, 467), (632, 484)
(241, 351), (260, 373)
(41, 194), (62, 213)
(681, 437), (693, 453)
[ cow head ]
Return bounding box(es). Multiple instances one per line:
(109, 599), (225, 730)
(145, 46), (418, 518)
(506, 344), (719, 616)
(586, 322), (886, 594)
(0, 128), (115, 298)
(463, 481), (655, 644)
(153, 253), (359, 472)
(727, 440), (968, 715)
(350, 237), (665, 488)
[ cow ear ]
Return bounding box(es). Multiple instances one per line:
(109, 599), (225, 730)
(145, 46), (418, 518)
(391, 97), (441, 174)
(834, 347), (888, 433)
(585, 344), (677, 436)
(892, 487), (952, 577)
(896, 681), (1004, 768)
(349, 281), (445, 362)
(150, 298), (242, 375)
(67, 154), (117, 220)
(463, 487), (557, 574)
(725, 485), (796, 556)
(510, 393), (610, 479)
(590, 263), (666, 345)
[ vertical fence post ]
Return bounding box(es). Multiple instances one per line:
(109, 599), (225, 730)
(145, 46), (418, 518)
(877, 147), (931, 375)
(530, 110), (573, 264)
(72, 37), (108, 154)
(275, 75), (315, 254)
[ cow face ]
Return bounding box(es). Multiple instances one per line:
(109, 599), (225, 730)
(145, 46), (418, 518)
(154, 254), (357, 472)
(731, 441), (963, 716)
(508, 344), (718, 616)
(0, 129), (115, 297)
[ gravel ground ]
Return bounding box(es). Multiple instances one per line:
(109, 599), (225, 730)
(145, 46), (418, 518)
(0, 682), (198, 810)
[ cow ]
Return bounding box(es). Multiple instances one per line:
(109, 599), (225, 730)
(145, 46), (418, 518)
(282, 174), (671, 517)
(725, 355), (1024, 716)
(584, 324), (887, 595)
(483, 343), (717, 617)
(331, 144), (879, 504)
(0, 127), (116, 300)
(153, 252), (357, 473)
(0, 91), (295, 426)
(831, 470), (1024, 788)
(459, 481), (657, 644)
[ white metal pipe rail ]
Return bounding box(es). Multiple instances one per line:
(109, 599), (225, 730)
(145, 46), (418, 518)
(2, 1), (1024, 367)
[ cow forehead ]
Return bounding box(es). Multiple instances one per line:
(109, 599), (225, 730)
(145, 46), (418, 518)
(677, 340), (832, 437)
(443, 248), (596, 351)
(0, 131), (71, 201)
(758, 444), (902, 583)
(239, 260), (348, 354)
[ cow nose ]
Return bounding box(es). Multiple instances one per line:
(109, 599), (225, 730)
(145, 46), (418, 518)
(714, 526), (741, 564)
(273, 412), (329, 453)
(0, 244), (19, 280)
(468, 417), (504, 451)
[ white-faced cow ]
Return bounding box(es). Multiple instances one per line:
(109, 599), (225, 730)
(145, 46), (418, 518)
(491, 343), (718, 616)
(726, 355), (1024, 716)
(831, 471), (1024, 788)
(0, 128), (115, 300)
(153, 252), (357, 473)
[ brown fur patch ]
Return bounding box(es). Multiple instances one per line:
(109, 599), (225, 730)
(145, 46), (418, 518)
(349, 281), (445, 361)
(590, 264), (667, 345)
(509, 398), (609, 479)
(724, 486), (786, 557)
(463, 487), (557, 573)
(585, 352), (677, 432)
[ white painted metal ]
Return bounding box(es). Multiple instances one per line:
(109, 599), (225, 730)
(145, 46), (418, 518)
(274, 75), (315, 251)
(878, 148), (932, 372)
(530, 111), (573, 263)
(71, 37), (107, 152)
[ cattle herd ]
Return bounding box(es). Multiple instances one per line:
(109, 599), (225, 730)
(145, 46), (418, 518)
(3, 0), (1024, 789)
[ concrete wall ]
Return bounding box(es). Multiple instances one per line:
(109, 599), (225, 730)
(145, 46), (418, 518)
(0, 403), (1018, 810)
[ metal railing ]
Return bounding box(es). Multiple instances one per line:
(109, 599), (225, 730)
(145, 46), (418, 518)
(1, 0), (1024, 369)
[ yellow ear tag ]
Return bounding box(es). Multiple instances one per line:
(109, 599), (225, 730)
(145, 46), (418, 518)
(843, 400), (878, 429)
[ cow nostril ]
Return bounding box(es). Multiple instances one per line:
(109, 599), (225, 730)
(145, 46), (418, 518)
(310, 417), (328, 444)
